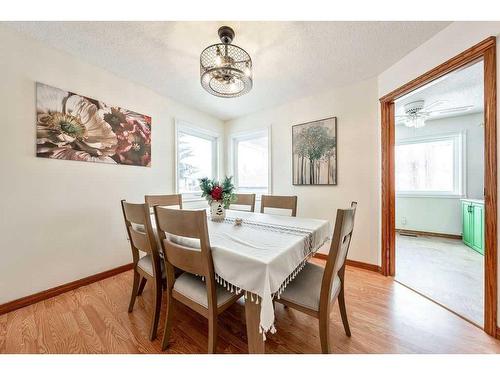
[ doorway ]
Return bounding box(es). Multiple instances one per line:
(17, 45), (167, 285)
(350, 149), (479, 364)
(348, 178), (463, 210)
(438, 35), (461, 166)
(394, 60), (485, 325)
(380, 37), (497, 336)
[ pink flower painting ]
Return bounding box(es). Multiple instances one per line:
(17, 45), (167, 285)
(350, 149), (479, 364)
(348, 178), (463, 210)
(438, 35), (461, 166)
(36, 82), (152, 167)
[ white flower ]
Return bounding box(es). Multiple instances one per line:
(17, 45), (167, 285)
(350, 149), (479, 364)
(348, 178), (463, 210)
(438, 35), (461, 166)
(50, 147), (116, 164)
(36, 83), (117, 159)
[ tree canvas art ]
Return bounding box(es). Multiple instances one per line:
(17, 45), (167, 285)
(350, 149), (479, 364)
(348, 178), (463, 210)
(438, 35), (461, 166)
(36, 82), (152, 167)
(292, 117), (337, 185)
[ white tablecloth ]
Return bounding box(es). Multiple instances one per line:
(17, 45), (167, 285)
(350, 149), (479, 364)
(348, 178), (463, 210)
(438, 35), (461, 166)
(154, 209), (330, 335)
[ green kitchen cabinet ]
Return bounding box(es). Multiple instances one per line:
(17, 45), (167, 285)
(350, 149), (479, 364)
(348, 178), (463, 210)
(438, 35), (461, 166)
(461, 199), (484, 255)
(462, 201), (473, 247)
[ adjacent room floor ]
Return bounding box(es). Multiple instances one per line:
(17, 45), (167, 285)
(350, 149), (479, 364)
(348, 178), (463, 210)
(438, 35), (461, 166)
(396, 233), (484, 326)
(1, 261), (498, 354)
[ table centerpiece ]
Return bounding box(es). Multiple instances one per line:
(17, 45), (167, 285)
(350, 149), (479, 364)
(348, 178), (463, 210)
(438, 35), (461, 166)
(199, 176), (236, 221)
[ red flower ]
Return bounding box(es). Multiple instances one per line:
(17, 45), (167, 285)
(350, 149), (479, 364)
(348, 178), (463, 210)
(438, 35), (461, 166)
(211, 186), (223, 201)
(112, 118), (151, 166)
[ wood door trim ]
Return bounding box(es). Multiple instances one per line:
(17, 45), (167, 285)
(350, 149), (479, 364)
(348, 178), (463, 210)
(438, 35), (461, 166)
(381, 101), (396, 276)
(483, 43), (498, 337)
(380, 36), (497, 337)
(379, 37), (496, 102)
(0, 263), (133, 315)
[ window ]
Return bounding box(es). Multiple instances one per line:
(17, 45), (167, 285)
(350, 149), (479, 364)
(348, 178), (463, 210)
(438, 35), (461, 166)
(176, 121), (219, 197)
(230, 129), (270, 195)
(396, 132), (465, 197)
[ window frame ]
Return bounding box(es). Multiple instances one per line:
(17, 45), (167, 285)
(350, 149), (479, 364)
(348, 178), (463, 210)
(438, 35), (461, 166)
(395, 131), (466, 198)
(228, 126), (272, 197)
(174, 119), (221, 200)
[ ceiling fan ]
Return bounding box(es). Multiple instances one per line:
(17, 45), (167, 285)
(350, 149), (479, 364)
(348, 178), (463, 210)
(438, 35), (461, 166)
(396, 99), (474, 128)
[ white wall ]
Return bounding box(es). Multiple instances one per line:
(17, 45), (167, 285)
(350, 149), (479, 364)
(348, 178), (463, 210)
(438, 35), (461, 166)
(0, 25), (224, 304)
(377, 21), (500, 325)
(396, 112), (485, 235)
(225, 78), (380, 265)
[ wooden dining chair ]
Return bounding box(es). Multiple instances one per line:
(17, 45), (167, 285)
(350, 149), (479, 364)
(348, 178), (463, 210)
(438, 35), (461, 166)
(121, 200), (164, 341)
(260, 195), (298, 217)
(153, 207), (242, 353)
(275, 202), (357, 353)
(230, 193), (256, 212)
(145, 194), (183, 210)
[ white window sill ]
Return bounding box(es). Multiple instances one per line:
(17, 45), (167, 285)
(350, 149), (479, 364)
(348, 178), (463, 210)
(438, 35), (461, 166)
(179, 197), (206, 205)
(396, 193), (465, 199)
(180, 192), (268, 203)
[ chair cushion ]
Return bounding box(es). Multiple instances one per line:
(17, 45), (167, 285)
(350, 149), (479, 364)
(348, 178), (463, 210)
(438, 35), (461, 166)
(173, 272), (237, 308)
(134, 222), (201, 255)
(134, 223), (163, 253)
(137, 254), (165, 278)
(279, 262), (341, 311)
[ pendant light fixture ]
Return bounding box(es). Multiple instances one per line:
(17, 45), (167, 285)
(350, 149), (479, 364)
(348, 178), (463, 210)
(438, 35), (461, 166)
(200, 26), (253, 98)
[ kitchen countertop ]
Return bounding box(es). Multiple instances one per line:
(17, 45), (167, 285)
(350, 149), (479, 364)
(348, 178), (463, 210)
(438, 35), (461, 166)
(460, 198), (484, 204)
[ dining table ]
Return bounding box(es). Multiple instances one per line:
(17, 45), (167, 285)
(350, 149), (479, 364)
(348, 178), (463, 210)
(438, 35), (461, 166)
(152, 208), (331, 353)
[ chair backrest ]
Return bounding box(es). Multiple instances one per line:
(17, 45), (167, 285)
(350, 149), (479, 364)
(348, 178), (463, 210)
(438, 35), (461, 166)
(230, 193), (256, 212)
(145, 194), (183, 209)
(320, 202), (357, 304)
(121, 200), (162, 277)
(260, 195), (298, 217)
(154, 207), (214, 278)
(154, 207), (218, 310)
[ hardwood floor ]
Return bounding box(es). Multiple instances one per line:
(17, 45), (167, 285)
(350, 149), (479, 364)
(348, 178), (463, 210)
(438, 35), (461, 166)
(1, 261), (499, 354)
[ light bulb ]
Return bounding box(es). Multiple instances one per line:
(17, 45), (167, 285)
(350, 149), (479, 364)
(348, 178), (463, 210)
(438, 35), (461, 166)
(414, 117), (426, 128)
(214, 55), (222, 67)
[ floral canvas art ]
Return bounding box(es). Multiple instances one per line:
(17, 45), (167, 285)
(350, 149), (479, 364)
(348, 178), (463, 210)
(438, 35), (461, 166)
(36, 82), (152, 167)
(292, 117), (337, 185)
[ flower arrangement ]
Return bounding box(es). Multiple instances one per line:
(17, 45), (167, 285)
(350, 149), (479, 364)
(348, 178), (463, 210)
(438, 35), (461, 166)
(199, 176), (236, 208)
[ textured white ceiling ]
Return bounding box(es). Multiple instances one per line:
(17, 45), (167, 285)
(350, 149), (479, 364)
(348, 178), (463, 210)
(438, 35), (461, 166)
(7, 21), (450, 120)
(396, 60), (484, 123)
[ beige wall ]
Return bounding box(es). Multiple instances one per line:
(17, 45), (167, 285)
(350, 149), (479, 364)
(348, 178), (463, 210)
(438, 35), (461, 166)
(225, 78), (380, 265)
(378, 21), (500, 324)
(0, 26), (224, 304)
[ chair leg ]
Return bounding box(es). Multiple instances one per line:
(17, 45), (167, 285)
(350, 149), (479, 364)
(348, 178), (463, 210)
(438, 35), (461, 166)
(137, 277), (147, 296)
(128, 271), (140, 313)
(338, 288), (351, 337)
(318, 312), (331, 354)
(208, 316), (218, 354)
(161, 293), (174, 351)
(149, 278), (162, 341)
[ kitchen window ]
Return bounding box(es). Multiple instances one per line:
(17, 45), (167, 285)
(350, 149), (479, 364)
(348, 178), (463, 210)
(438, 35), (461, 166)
(396, 132), (465, 197)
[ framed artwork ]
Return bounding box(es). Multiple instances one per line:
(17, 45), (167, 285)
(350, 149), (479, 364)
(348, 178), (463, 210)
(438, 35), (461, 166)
(292, 116), (337, 185)
(36, 82), (152, 167)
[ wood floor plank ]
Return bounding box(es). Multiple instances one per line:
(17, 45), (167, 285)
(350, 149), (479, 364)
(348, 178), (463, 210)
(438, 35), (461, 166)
(5, 306), (38, 353)
(72, 309), (107, 354)
(1, 264), (499, 354)
(0, 314), (7, 353)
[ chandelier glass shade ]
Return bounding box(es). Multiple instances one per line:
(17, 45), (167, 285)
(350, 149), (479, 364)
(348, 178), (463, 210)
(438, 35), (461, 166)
(200, 26), (253, 98)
